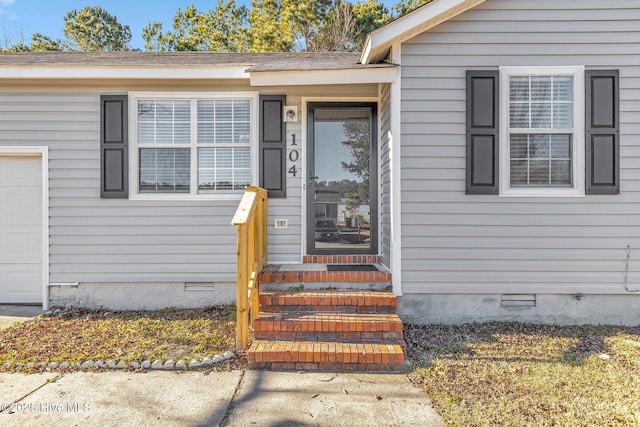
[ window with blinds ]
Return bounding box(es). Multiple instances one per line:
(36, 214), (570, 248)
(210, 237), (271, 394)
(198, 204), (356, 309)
(499, 67), (584, 197)
(196, 100), (251, 192)
(135, 96), (253, 195)
(508, 75), (574, 188)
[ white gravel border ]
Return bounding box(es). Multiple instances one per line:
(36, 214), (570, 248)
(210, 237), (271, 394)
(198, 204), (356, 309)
(2, 350), (236, 372)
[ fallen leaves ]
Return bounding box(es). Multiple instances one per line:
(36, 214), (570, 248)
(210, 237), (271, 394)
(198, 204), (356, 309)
(0, 305), (243, 373)
(406, 323), (640, 426)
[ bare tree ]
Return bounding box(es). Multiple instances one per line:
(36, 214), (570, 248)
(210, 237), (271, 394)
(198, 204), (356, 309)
(1, 26), (29, 51)
(308, 1), (358, 52)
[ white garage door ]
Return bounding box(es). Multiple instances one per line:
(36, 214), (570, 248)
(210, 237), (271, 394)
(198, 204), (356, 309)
(0, 156), (43, 304)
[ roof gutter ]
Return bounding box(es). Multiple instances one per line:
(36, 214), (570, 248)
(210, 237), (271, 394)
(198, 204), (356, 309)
(0, 66), (250, 80)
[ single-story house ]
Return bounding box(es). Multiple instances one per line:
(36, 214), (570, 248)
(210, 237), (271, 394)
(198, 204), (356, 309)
(0, 0), (639, 325)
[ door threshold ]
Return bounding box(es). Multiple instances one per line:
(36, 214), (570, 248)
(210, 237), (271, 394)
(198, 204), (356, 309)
(327, 264), (379, 272)
(303, 255), (382, 264)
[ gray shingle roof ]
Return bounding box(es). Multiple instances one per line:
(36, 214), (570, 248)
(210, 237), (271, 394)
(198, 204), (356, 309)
(0, 51), (393, 72)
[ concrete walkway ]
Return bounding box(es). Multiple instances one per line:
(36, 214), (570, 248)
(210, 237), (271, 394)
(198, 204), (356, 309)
(0, 306), (443, 426)
(0, 371), (444, 427)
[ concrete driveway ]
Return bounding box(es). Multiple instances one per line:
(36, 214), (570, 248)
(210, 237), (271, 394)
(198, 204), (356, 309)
(0, 305), (42, 329)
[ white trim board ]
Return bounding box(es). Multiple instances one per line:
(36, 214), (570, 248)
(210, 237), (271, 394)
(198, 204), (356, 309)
(0, 66), (397, 86)
(0, 66), (249, 80)
(249, 68), (396, 86)
(389, 42), (403, 297)
(0, 146), (49, 310)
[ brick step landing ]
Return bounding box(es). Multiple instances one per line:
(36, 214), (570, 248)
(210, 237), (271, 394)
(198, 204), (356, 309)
(248, 341), (404, 371)
(258, 265), (391, 286)
(254, 312), (403, 342)
(248, 289), (406, 372)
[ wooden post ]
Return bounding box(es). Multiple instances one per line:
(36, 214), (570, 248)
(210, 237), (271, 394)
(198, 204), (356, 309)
(260, 190), (267, 268)
(232, 186), (268, 351)
(249, 270), (260, 323)
(236, 224), (248, 351)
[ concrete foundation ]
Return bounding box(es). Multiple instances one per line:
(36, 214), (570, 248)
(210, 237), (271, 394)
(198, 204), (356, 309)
(398, 293), (640, 326)
(48, 282), (235, 310)
(47, 283), (640, 326)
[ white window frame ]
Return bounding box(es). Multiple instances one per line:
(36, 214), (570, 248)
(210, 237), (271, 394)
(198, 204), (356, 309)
(499, 66), (585, 197)
(128, 91), (259, 201)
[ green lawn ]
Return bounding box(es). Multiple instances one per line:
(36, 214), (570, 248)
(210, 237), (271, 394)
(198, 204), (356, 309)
(405, 323), (640, 426)
(0, 306), (243, 372)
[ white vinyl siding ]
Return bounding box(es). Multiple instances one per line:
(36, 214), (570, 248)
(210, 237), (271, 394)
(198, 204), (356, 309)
(0, 83), (379, 284)
(400, 0), (640, 294)
(0, 92), (253, 284)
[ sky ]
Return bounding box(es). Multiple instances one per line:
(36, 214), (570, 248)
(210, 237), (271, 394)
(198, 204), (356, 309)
(0, 0), (397, 50)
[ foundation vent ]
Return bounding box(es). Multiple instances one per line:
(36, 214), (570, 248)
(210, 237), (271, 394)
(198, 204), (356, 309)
(501, 294), (536, 308)
(185, 282), (215, 292)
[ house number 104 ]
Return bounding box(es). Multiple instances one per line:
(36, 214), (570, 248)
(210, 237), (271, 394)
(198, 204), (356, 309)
(288, 149), (299, 176)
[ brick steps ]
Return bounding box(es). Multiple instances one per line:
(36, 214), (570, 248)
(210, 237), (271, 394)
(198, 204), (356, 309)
(259, 290), (396, 313)
(257, 257), (391, 288)
(248, 288), (406, 372)
(247, 341), (404, 372)
(254, 312), (403, 342)
(257, 268), (392, 285)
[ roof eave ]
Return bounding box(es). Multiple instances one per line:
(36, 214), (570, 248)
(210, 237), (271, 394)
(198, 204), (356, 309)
(360, 0), (487, 64)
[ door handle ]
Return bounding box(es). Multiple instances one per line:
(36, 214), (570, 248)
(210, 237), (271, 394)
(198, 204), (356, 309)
(309, 176), (319, 193)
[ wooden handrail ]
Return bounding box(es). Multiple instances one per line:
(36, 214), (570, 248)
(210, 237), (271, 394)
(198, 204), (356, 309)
(232, 186), (268, 351)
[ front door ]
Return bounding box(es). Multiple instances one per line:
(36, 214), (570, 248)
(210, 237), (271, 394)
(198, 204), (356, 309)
(307, 103), (377, 254)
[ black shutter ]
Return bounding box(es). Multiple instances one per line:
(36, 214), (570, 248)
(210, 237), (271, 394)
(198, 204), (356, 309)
(100, 95), (128, 198)
(259, 94), (286, 198)
(466, 70), (499, 194)
(586, 70), (619, 194)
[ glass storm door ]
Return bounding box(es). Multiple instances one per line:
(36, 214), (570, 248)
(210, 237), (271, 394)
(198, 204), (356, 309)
(307, 103), (377, 254)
